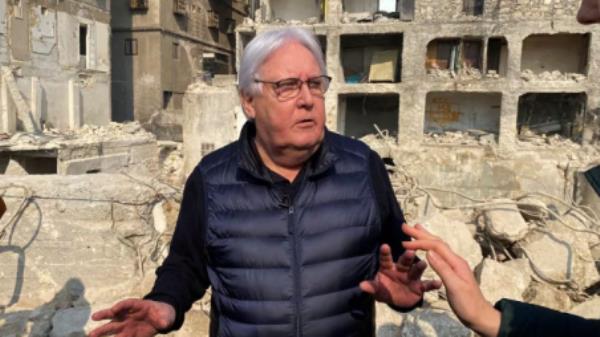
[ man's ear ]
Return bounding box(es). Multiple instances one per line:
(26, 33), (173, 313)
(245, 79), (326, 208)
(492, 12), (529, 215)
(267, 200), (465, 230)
(240, 92), (256, 119)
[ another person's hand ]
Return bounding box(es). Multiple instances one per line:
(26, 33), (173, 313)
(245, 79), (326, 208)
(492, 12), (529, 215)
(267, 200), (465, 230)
(402, 223), (500, 337)
(359, 242), (442, 308)
(89, 299), (175, 337)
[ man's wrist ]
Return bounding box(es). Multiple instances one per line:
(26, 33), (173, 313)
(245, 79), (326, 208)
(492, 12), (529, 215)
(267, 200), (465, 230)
(469, 304), (500, 337)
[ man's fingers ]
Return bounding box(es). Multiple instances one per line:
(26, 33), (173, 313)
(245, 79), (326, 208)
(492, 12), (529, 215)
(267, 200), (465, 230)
(359, 280), (378, 295)
(110, 298), (141, 317)
(92, 308), (116, 321)
(421, 279), (443, 292)
(88, 321), (125, 337)
(407, 260), (427, 281)
(397, 249), (416, 270)
(379, 244), (395, 270)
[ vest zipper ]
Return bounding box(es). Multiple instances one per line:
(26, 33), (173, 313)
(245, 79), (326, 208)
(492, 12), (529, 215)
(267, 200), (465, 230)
(287, 199), (301, 337)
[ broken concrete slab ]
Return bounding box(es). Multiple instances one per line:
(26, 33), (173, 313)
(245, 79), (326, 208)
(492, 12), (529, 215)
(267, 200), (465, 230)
(484, 199), (530, 242)
(414, 211), (483, 270)
(522, 281), (572, 312)
(476, 258), (531, 304)
(400, 309), (473, 337)
(516, 196), (549, 221)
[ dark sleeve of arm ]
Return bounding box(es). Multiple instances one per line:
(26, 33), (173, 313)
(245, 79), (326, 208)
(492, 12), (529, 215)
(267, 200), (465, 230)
(495, 299), (600, 337)
(369, 150), (421, 312)
(144, 169), (210, 332)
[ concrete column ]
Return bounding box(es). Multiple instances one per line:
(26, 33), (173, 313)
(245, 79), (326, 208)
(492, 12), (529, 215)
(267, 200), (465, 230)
(30, 77), (42, 130)
(498, 91), (518, 151)
(325, 0), (343, 24)
(398, 85), (425, 145)
(68, 79), (81, 129)
(0, 75), (16, 133)
(506, 36), (523, 82)
(183, 82), (238, 177)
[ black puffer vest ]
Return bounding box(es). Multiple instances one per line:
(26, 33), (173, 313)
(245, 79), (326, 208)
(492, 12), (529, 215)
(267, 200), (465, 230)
(199, 123), (382, 337)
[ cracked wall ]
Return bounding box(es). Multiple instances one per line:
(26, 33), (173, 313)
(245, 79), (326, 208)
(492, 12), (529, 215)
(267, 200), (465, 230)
(0, 0), (111, 134)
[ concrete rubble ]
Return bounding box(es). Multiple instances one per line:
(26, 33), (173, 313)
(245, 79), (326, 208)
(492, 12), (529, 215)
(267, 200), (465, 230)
(1, 122), (159, 176)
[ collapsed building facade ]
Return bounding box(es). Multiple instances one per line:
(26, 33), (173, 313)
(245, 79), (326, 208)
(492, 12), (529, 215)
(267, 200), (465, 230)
(111, 0), (247, 140)
(189, 0), (600, 205)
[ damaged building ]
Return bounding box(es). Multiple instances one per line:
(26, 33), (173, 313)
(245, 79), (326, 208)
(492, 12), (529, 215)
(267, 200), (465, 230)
(0, 1), (157, 176)
(111, 0), (247, 140)
(0, 0), (111, 135)
(202, 0), (600, 202)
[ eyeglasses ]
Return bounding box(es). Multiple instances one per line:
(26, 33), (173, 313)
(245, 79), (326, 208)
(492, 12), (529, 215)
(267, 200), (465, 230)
(254, 75), (332, 101)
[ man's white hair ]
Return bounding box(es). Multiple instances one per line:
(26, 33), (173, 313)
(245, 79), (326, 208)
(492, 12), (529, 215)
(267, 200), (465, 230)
(238, 27), (327, 97)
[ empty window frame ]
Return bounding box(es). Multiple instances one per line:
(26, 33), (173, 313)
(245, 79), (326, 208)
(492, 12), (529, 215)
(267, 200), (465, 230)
(270, 0), (323, 22)
(163, 91), (173, 110)
(338, 94), (399, 138)
(463, 0), (484, 16)
(426, 38), (483, 73)
(79, 25), (88, 56)
(521, 34), (590, 75)
(425, 92), (501, 135)
(172, 42), (179, 59)
(124, 38), (138, 55)
(518, 93), (587, 141)
(486, 37), (508, 76)
(341, 34), (403, 83)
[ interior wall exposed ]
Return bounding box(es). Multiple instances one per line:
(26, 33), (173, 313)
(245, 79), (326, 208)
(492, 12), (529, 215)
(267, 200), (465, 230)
(521, 34), (589, 74)
(425, 92), (502, 134)
(343, 0), (378, 13)
(426, 38), (484, 72)
(339, 94), (399, 138)
(518, 93), (587, 140)
(341, 34), (403, 83)
(270, 0), (322, 21)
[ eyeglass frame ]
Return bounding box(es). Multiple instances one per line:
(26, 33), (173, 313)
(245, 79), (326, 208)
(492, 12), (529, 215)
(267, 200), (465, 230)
(253, 75), (332, 101)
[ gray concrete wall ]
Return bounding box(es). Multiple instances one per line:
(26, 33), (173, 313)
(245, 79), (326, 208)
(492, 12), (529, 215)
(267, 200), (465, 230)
(269, 0), (322, 21)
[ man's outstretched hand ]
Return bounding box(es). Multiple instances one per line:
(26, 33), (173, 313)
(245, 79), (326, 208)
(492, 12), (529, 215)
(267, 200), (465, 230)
(88, 299), (175, 337)
(359, 241), (442, 308)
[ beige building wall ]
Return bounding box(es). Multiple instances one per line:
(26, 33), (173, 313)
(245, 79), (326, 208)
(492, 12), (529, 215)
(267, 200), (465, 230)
(0, 0), (111, 134)
(111, 0), (247, 141)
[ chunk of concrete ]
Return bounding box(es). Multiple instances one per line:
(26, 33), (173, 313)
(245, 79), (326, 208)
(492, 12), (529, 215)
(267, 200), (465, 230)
(400, 309), (472, 337)
(516, 227), (599, 289)
(569, 296), (600, 319)
(415, 211), (483, 270)
(484, 199), (530, 242)
(523, 281), (572, 312)
(516, 196), (548, 221)
(476, 258), (530, 304)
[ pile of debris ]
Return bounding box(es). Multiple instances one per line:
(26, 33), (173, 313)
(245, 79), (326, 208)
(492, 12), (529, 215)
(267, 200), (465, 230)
(360, 131), (600, 336)
(420, 131), (497, 146)
(521, 69), (586, 82)
(0, 122), (154, 151)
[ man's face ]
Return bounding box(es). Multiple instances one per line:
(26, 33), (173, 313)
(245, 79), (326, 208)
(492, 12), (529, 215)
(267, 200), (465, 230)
(578, 0), (600, 24)
(242, 42), (326, 152)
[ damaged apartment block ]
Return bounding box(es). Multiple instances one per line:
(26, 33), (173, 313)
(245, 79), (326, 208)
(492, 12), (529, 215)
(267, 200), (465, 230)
(228, 0), (600, 205)
(0, 1), (158, 176)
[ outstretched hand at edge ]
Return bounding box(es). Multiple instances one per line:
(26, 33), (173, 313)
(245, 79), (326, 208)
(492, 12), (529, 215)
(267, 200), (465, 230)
(402, 223), (500, 337)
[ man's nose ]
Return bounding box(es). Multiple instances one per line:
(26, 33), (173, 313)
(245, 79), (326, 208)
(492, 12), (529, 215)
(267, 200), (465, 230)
(297, 81), (314, 108)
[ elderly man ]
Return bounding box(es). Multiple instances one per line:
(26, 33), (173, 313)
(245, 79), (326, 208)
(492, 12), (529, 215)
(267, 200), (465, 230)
(90, 27), (439, 337)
